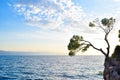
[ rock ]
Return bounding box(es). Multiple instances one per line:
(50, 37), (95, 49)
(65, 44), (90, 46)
(104, 58), (120, 80)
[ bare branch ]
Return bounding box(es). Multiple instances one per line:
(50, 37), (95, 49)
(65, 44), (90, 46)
(98, 25), (107, 33)
(83, 40), (107, 56)
(104, 32), (111, 57)
(104, 23), (114, 57)
(93, 18), (107, 33)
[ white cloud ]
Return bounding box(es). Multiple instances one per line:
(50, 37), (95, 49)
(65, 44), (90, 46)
(12, 0), (120, 54)
(13, 0), (120, 39)
(13, 0), (86, 31)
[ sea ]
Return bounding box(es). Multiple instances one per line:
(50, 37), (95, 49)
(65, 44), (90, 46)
(0, 55), (105, 80)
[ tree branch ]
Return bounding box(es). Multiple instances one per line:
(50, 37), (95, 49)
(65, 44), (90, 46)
(104, 33), (110, 57)
(84, 40), (107, 56)
(104, 25), (114, 57)
(93, 19), (107, 33)
(98, 25), (107, 33)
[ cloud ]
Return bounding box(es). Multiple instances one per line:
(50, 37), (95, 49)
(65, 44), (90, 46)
(13, 0), (120, 39)
(13, 0), (86, 31)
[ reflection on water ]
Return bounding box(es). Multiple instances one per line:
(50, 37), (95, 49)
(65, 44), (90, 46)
(0, 55), (104, 80)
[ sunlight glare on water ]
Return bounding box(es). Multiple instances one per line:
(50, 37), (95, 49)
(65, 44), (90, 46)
(0, 55), (104, 80)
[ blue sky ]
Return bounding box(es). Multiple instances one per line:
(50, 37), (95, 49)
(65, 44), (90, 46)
(0, 0), (120, 55)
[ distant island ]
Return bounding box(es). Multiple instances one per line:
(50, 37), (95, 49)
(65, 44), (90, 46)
(0, 50), (52, 55)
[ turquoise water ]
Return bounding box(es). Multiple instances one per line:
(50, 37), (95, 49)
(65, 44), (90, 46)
(0, 55), (104, 80)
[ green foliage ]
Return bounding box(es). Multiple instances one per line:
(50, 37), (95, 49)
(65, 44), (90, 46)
(89, 22), (95, 27)
(69, 51), (75, 56)
(81, 44), (90, 52)
(101, 18), (109, 26)
(101, 17), (115, 27)
(68, 35), (90, 56)
(111, 45), (120, 61)
(68, 35), (81, 51)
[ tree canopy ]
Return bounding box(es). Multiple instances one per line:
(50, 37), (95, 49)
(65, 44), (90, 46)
(68, 35), (90, 56)
(68, 17), (116, 57)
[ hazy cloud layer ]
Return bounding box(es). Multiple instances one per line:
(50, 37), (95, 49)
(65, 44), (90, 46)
(12, 0), (120, 41)
(13, 0), (86, 32)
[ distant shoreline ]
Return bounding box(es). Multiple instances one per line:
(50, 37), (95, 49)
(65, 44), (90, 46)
(0, 50), (104, 56)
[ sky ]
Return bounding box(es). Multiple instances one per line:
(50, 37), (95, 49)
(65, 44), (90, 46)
(0, 0), (120, 55)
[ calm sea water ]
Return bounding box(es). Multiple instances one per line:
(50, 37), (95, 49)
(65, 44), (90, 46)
(0, 55), (104, 80)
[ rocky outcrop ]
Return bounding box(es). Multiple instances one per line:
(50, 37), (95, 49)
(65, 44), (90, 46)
(104, 58), (120, 80)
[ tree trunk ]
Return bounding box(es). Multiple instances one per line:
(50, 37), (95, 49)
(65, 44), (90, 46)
(103, 57), (120, 80)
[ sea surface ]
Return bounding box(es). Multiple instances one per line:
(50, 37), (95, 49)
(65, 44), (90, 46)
(0, 55), (104, 80)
